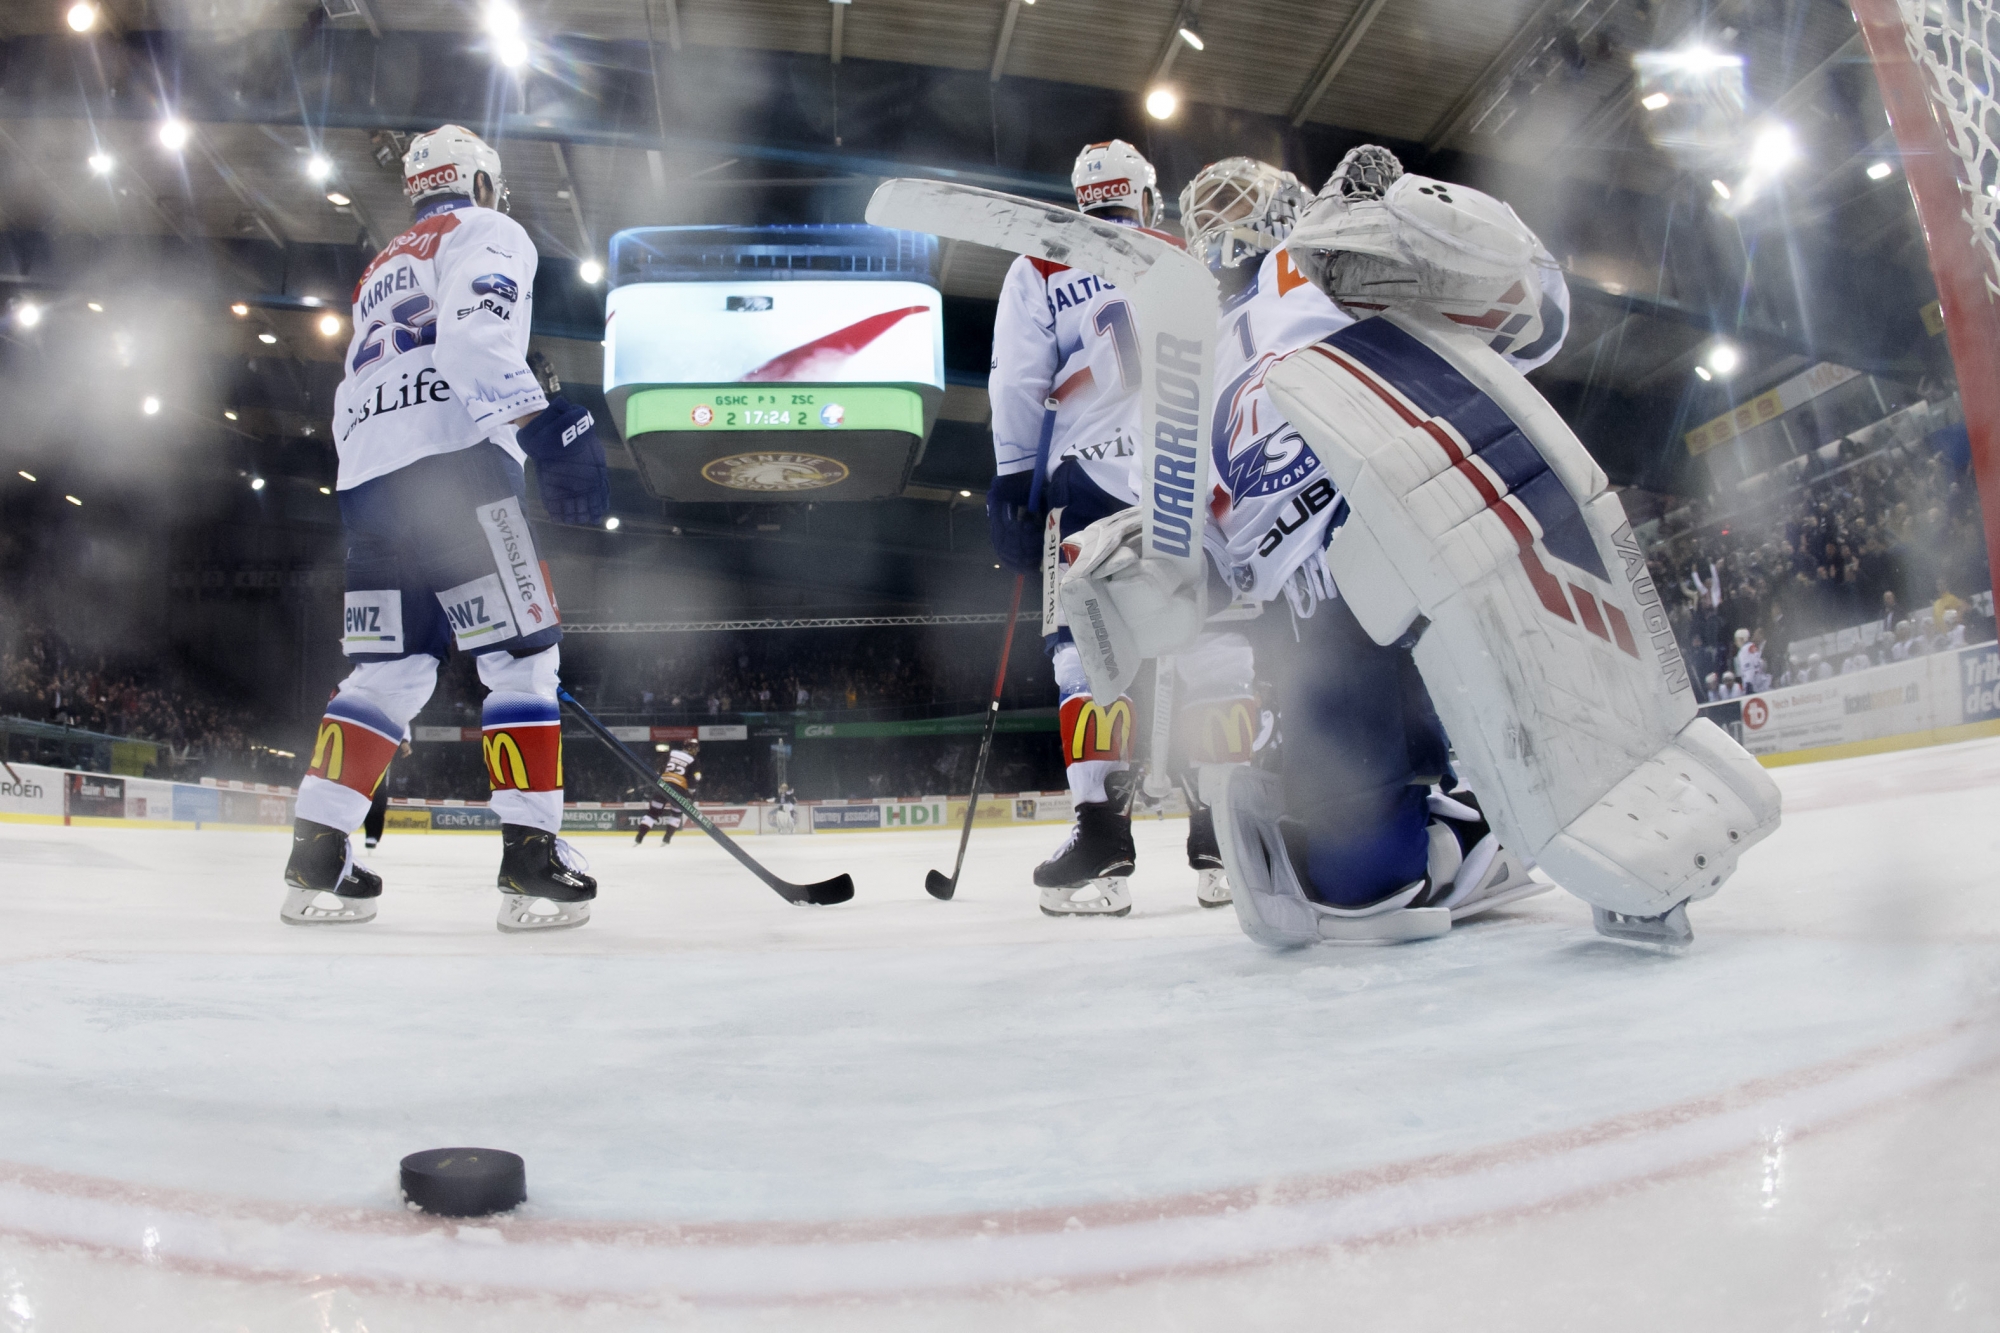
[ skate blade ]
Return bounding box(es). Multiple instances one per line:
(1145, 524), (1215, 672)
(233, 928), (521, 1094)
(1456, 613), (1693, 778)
(1591, 902), (1692, 949)
(496, 896), (592, 933)
(279, 887), (377, 926)
(1040, 878), (1132, 917)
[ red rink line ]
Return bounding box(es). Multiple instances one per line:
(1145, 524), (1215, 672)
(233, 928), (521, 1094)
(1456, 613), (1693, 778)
(0, 1019), (1990, 1306)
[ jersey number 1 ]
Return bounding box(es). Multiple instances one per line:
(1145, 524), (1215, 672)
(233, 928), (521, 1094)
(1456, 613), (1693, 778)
(1093, 300), (1141, 392)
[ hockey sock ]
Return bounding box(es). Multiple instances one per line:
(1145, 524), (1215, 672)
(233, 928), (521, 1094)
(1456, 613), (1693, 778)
(298, 694), (404, 833)
(1059, 691), (1134, 805)
(482, 692), (563, 833)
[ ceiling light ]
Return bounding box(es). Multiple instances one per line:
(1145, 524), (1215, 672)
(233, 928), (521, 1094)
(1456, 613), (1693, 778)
(319, 486), (332, 495)
(230, 302), (250, 317)
(1710, 178), (1732, 200)
(86, 301), (103, 312)
(604, 516), (621, 531)
(250, 477), (266, 491)
(65, 494), (82, 506)
(87, 152), (113, 175)
(223, 410), (238, 420)
(66, 3), (97, 33)
(578, 259), (604, 284)
(141, 395), (160, 415)
(158, 119), (189, 151)
(486, 1), (522, 37)
(496, 35), (529, 67)
(1694, 365), (1712, 382)
(1640, 91), (1670, 111)
(1706, 343), (1740, 377)
(258, 332), (278, 344)
(307, 155), (333, 181)
(959, 489), (972, 497)
(1655, 45), (1742, 75)
(15, 303), (41, 329)
(1866, 160), (1894, 180)
(318, 313), (343, 337)
(1749, 124), (1797, 175)
(17, 471), (35, 481)
(1145, 87), (1178, 120)
(1177, 24), (1204, 51)
(325, 191), (352, 207)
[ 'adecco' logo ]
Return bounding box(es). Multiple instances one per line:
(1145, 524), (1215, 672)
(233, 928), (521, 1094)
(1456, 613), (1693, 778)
(1960, 644), (2000, 722)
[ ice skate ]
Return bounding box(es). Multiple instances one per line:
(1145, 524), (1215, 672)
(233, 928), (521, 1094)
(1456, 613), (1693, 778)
(1034, 783), (1136, 918)
(1424, 789), (1552, 921)
(633, 824), (650, 845)
(1592, 902), (1693, 949)
(496, 824), (597, 933)
(1187, 802), (1232, 907)
(1203, 765), (1449, 948)
(280, 818), (382, 926)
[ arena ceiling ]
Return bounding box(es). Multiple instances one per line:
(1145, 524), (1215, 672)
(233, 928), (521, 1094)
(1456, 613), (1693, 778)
(0, 0), (1953, 604)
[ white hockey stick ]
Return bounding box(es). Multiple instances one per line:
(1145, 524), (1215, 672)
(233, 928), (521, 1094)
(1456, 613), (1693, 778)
(865, 179), (1218, 580)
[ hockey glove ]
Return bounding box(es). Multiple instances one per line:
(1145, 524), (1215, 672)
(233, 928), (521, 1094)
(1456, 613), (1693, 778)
(986, 470), (1043, 575)
(518, 396), (610, 526)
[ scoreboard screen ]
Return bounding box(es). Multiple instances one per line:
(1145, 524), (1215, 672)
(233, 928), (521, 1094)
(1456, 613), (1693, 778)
(602, 226), (944, 502)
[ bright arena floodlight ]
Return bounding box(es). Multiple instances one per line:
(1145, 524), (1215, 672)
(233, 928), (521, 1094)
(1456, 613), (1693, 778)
(66, 3), (97, 33)
(1867, 160), (1894, 180)
(158, 119), (189, 151)
(258, 332), (278, 344)
(87, 151), (113, 175)
(250, 477), (266, 491)
(579, 259), (604, 284)
(604, 516), (621, 530)
(64, 494), (81, 506)
(487, 2), (529, 67)
(1706, 343), (1740, 377)
(307, 155), (332, 182)
(1177, 24), (1204, 51)
(325, 191), (352, 207)
(1749, 124), (1798, 175)
(1711, 178), (1733, 199)
(230, 302), (249, 316)
(17, 471), (35, 481)
(1640, 91), (1670, 111)
(318, 314), (343, 337)
(1145, 87), (1179, 120)
(141, 395), (160, 415)
(15, 303), (41, 329)
(1694, 364), (1713, 382)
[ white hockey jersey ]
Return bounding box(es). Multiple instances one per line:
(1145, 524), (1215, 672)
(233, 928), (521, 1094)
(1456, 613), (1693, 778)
(332, 199), (549, 489)
(1209, 249), (1572, 601)
(988, 228), (1187, 504)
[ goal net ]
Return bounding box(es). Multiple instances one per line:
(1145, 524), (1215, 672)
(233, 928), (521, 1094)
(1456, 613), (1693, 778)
(1857, 0), (2000, 590)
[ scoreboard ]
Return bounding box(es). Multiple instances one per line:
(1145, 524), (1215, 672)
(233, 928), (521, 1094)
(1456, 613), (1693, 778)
(602, 226), (944, 502)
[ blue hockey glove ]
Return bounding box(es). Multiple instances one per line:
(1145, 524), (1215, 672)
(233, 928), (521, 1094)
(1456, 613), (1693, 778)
(987, 470), (1043, 574)
(518, 396), (610, 526)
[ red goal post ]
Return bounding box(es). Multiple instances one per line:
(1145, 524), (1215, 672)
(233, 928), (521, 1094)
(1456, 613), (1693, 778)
(1854, 0), (2000, 593)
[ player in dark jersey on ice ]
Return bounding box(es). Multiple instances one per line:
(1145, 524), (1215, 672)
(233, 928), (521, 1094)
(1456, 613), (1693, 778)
(633, 740), (698, 845)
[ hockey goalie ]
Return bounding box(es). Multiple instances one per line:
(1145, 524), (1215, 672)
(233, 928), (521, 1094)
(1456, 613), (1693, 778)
(1061, 164), (1782, 949)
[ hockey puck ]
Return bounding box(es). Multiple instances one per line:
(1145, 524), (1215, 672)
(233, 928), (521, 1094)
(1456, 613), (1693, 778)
(399, 1147), (526, 1218)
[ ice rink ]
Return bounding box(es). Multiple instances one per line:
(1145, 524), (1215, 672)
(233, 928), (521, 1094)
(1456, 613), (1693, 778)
(1, 739), (1997, 1331)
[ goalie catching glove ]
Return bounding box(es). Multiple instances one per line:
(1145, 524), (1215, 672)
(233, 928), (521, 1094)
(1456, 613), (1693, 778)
(517, 396), (610, 525)
(1057, 509), (1205, 701)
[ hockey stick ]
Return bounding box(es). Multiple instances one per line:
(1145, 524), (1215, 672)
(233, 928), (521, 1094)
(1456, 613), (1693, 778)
(557, 690), (854, 905)
(925, 574), (1027, 901)
(866, 179), (1216, 583)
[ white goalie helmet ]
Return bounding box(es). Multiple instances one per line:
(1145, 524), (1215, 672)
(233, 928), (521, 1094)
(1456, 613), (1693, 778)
(403, 124), (507, 206)
(1286, 168), (1546, 344)
(1072, 139), (1161, 227)
(1178, 157), (1311, 270)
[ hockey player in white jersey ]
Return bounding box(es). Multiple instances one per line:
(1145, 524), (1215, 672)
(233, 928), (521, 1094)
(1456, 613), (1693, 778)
(281, 124), (612, 933)
(1062, 162), (1780, 949)
(986, 139), (1178, 917)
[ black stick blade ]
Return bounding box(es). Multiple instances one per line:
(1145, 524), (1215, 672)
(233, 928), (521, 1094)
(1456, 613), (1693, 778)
(925, 869), (956, 901)
(801, 874), (856, 905)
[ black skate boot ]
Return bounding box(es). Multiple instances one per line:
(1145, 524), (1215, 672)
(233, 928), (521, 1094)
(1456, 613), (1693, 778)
(634, 825), (649, 845)
(1186, 800), (1232, 908)
(280, 818), (383, 925)
(1035, 772), (1137, 917)
(496, 824), (598, 933)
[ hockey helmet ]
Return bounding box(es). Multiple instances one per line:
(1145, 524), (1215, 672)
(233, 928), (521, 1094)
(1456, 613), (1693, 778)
(1178, 157), (1310, 270)
(1071, 140), (1161, 227)
(1286, 170), (1546, 347)
(1323, 143), (1404, 204)
(403, 124), (507, 207)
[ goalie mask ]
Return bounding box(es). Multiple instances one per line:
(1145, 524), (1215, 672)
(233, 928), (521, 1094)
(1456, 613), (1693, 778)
(1072, 140), (1161, 227)
(403, 124), (507, 209)
(1285, 172), (1547, 351)
(1178, 157), (1311, 270)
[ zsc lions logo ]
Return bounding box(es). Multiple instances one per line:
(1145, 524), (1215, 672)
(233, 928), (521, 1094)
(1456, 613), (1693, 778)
(700, 452), (850, 492)
(818, 402), (845, 427)
(459, 273), (519, 320)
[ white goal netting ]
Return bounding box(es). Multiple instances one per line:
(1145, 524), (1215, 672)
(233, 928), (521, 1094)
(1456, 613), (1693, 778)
(1898, 0), (2000, 295)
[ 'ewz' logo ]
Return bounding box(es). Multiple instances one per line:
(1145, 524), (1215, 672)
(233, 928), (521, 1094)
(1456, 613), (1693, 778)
(446, 597), (492, 631)
(344, 605), (382, 635)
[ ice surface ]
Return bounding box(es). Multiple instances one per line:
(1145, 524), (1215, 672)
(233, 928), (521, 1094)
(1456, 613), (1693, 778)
(0, 740), (1997, 1329)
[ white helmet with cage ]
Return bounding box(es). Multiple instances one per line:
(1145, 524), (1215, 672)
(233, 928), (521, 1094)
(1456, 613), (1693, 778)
(402, 124), (507, 207)
(1286, 168), (1544, 341)
(1178, 157), (1311, 270)
(1071, 139), (1161, 227)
